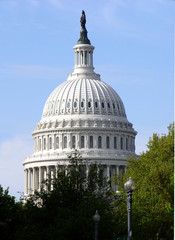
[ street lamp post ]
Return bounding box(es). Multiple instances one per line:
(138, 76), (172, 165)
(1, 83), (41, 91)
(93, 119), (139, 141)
(93, 210), (100, 240)
(124, 177), (135, 240)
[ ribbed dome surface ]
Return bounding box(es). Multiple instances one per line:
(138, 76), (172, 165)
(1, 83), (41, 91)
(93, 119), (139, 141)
(42, 78), (126, 118)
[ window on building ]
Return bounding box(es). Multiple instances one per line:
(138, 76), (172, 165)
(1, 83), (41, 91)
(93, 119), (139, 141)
(72, 136), (76, 148)
(56, 136), (59, 149)
(95, 102), (98, 108)
(81, 101), (84, 108)
(81, 136), (84, 148)
(102, 102), (105, 108)
(113, 103), (115, 109)
(88, 101), (91, 108)
(121, 137), (123, 150)
(126, 138), (128, 150)
(106, 136), (110, 149)
(90, 136), (93, 148)
(114, 137), (117, 149)
(74, 102), (77, 108)
(49, 137), (52, 149)
(98, 136), (102, 149)
(43, 138), (46, 150)
(67, 102), (70, 108)
(64, 136), (67, 148)
(108, 103), (110, 108)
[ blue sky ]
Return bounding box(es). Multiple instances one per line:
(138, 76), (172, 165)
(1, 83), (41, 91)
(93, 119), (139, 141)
(0, 0), (174, 199)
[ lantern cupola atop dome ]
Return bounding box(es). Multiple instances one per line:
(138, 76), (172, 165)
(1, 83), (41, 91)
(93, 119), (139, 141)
(69, 10), (99, 78)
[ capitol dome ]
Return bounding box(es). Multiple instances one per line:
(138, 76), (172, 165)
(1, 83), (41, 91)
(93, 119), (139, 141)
(23, 11), (137, 195)
(42, 78), (126, 119)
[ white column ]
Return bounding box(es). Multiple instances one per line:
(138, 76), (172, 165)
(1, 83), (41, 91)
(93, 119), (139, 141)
(75, 51), (77, 66)
(77, 134), (80, 149)
(51, 168), (54, 190)
(46, 166), (49, 178)
(47, 135), (49, 151)
(61, 134), (63, 149)
(28, 168), (31, 194)
(32, 168), (35, 193)
(85, 135), (88, 149)
(38, 167), (42, 191)
(24, 169), (28, 195)
(55, 165), (58, 177)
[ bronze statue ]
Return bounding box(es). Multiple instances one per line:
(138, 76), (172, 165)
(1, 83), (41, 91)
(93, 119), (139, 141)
(80, 10), (86, 29)
(77, 10), (90, 45)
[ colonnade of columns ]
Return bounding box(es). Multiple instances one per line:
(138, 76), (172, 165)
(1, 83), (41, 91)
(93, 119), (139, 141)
(24, 164), (126, 195)
(34, 133), (135, 153)
(74, 50), (93, 67)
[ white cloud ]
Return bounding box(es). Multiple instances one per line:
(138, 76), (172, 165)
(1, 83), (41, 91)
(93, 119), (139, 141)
(0, 135), (33, 199)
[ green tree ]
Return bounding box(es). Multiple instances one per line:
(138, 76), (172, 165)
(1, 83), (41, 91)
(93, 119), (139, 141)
(114, 123), (174, 240)
(20, 151), (117, 240)
(0, 186), (23, 240)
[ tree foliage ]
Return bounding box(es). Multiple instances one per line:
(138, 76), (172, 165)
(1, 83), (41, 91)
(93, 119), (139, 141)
(114, 123), (174, 240)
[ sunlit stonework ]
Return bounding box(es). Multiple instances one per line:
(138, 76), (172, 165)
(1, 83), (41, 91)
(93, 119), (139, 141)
(23, 11), (137, 195)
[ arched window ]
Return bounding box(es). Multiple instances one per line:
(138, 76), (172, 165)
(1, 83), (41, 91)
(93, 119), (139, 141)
(98, 136), (102, 149)
(43, 138), (46, 150)
(114, 137), (117, 149)
(64, 136), (67, 148)
(113, 103), (115, 109)
(121, 137), (123, 150)
(72, 136), (76, 148)
(102, 102), (105, 108)
(108, 103), (110, 108)
(49, 137), (52, 149)
(106, 136), (110, 149)
(90, 136), (93, 148)
(56, 136), (59, 149)
(81, 136), (84, 148)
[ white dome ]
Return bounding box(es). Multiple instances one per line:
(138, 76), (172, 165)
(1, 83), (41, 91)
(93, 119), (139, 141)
(42, 78), (126, 119)
(23, 12), (137, 196)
